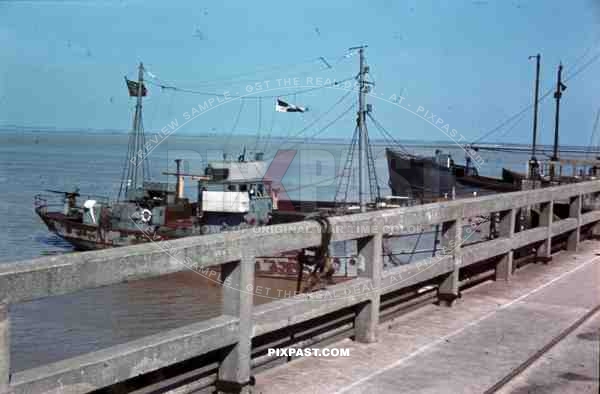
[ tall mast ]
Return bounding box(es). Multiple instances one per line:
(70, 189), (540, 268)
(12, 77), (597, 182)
(351, 45), (369, 212)
(528, 54), (541, 180)
(120, 62), (148, 201)
(551, 63), (566, 166)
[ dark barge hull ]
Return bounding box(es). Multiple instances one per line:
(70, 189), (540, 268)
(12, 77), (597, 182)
(385, 148), (519, 199)
(385, 148), (457, 199)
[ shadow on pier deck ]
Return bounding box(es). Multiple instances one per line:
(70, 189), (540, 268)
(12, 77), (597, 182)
(1, 181), (600, 393)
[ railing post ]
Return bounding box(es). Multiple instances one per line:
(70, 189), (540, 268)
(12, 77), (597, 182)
(355, 232), (382, 343)
(217, 256), (255, 394)
(495, 209), (516, 280)
(567, 194), (582, 251)
(537, 201), (553, 262)
(0, 303), (9, 394)
(438, 219), (462, 307)
(592, 192), (600, 238)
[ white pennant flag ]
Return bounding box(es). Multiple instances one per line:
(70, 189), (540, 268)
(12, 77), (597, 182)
(276, 98), (307, 113)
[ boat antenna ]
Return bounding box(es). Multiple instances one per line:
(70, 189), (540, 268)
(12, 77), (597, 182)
(550, 62), (566, 179)
(119, 62), (149, 201)
(528, 54), (541, 180)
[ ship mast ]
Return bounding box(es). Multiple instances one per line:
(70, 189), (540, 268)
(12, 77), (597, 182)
(119, 62), (149, 201)
(352, 45), (370, 212)
(550, 62), (566, 179)
(528, 54), (541, 180)
(334, 46), (378, 211)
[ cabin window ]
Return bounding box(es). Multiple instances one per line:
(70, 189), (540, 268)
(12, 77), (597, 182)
(227, 184), (236, 191)
(239, 184), (248, 192)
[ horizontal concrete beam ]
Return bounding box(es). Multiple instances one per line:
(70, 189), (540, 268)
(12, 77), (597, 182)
(551, 218), (578, 237)
(0, 223), (323, 304)
(380, 256), (455, 294)
(328, 203), (462, 241)
(462, 238), (513, 267)
(512, 227), (548, 249)
(253, 278), (373, 337)
(582, 210), (600, 226)
(461, 219), (588, 268)
(11, 315), (238, 394)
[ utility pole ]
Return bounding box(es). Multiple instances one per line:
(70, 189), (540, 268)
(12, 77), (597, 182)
(528, 54), (541, 180)
(550, 63), (566, 179)
(350, 45), (370, 212)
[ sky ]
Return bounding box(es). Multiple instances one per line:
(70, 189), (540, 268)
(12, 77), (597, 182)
(1, 0), (600, 146)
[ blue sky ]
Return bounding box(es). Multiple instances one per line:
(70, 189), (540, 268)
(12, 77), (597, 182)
(1, 0), (599, 145)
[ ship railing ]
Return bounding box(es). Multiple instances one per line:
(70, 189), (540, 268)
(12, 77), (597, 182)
(33, 194), (63, 212)
(33, 193), (111, 211)
(4, 180), (600, 393)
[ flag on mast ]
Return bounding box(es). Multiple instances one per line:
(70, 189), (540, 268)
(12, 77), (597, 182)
(125, 78), (147, 97)
(276, 98), (307, 113)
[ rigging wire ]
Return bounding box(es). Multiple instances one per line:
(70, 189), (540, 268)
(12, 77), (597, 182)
(262, 108), (277, 153)
(470, 89), (553, 145)
(586, 108), (600, 159)
(335, 125), (359, 205)
(225, 98), (246, 157)
(276, 90), (356, 152)
(277, 102), (356, 155)
(254, 97), (262, 153)
(366, 112), (412, 155)
(144, 76), (356, 99)
(471, 50), (600, 145)
(490, 108), (530, 142)
(144, 50), (354, 89)
(364, 122), (382, 201)
(284, 175), (340, 194)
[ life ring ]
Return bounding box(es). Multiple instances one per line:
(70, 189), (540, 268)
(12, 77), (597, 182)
(141, 209), (152, 223)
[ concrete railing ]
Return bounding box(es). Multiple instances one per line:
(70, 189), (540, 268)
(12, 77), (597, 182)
(2, 180), (600, 393)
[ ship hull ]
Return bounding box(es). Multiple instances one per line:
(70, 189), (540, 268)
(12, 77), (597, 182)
(35, 207), (363, 280)
(385, 148), (458, 199)
(385, 148), (520, 199)
(35, 207), (169, 250)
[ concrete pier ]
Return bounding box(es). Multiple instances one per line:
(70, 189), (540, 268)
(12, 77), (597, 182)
(254, 241), (600, 394)
(498, 306), (600, 393)
(0, 303), (9, 394)
(1, 180), (600, 393)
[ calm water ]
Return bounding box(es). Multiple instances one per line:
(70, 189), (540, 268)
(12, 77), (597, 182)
(0, 130), (578, 371)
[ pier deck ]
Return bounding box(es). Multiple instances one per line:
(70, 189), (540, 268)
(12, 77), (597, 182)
(255, 240), (600, 394)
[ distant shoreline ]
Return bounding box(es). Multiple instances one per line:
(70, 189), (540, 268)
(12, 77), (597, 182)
(0, 128), (592, 151)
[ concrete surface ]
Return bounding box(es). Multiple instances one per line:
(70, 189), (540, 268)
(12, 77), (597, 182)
(498, 311), (600, 394)
(253, 240), (600, 394)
